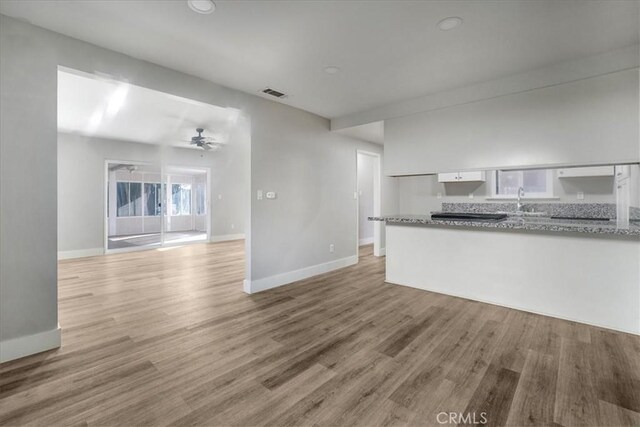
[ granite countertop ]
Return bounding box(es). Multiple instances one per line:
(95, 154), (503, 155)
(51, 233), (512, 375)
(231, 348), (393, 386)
(369, 214), (640, 237)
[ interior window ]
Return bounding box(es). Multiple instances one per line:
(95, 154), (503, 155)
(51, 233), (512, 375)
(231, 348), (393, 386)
(495, 170), (552, 197)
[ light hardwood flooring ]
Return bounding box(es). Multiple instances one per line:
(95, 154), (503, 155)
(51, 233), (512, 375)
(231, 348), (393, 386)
(0, 241), (639, 426)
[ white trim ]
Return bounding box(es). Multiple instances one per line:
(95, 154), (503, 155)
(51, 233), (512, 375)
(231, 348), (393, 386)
(359, 237), (374, 246)
(245, 255), (358, 294)
(0, 324), (61, 363)
(377, 247), (386, 257)
(210, 233), (245, 243)
(58, 248), (103, 260)
(386, 279), (639, 336)
(105, 244), (162, 255)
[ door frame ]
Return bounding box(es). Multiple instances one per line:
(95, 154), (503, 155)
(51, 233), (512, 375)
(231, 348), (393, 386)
(355, 150), (383, 259)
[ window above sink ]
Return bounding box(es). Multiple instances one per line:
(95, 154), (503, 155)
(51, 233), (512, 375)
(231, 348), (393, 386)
(492, 169), (554, 199)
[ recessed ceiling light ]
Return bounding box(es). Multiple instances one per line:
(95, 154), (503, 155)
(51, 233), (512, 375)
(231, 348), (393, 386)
(188, 0), (216, 15)
(437, 16), (463, 31)
(324, 66), (341, 75)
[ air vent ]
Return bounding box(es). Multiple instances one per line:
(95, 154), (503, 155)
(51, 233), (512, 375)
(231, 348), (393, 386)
(262, 88), (286, 98)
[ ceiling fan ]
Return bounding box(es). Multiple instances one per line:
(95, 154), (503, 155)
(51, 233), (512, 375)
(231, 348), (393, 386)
(188, 128), (219, 150)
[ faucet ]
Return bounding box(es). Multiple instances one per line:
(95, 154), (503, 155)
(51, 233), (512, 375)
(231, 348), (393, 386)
(516, 187), (525, 213)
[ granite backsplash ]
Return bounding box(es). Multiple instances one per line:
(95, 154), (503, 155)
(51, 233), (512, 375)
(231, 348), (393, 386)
(441, 202), (640, 220)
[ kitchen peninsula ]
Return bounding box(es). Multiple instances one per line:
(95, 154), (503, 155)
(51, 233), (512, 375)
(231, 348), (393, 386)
(372, 202), (640, 335)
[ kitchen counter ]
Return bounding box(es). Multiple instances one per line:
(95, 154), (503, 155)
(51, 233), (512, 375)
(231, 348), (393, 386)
(374, 202), (640, 335)
(369, 214), (640, 237)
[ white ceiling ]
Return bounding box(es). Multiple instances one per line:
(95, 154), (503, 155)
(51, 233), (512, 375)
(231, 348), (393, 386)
(58, 69), (238, 148)
(335, 122), (384, 145)
(3, 1), (639, 119)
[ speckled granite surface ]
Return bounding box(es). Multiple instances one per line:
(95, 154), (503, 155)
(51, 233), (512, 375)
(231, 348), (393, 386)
(369, 214), (640, 237)
(441, 202), (619, 219)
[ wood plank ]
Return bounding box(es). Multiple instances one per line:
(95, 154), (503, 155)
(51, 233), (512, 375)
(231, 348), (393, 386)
(506, 349), (559, 426)
(462, 364), (520, 427)
(590, 330), (640, 413)
(554, 338), (601, 426)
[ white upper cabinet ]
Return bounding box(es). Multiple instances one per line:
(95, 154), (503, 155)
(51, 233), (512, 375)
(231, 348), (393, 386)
(437, 172), (460, 182)
(438, 171), (486, 183)
(557, 166), (614, 178)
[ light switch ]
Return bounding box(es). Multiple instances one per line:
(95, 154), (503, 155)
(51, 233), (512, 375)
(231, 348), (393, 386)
(257, 190), (263, 200)
(218, 194), (222, 200)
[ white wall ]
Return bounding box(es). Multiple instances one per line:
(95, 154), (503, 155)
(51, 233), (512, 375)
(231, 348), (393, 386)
(386, 225), (640, 335)
(332, 45), (640, 131)
(398, 168), (620, 215)
(248, 99), (391, 288)
(0, 14), (59, 356)
(0, 14), (399, 360)
(357, 153), (374, 243)
(58, 132), (248, 253)
(385, 69), (640, 176)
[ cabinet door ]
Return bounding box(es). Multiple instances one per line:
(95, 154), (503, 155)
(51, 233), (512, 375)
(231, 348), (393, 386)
(557, 166), (614, 178)
(437, 172), (460, 183)
(457, 171), (486, 182)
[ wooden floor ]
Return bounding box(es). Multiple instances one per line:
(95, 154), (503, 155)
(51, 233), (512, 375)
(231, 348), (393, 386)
(1, 241), (639, 426)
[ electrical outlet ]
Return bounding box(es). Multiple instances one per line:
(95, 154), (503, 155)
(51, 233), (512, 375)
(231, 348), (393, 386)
(577, 192), (584, 200)
(437, 192), (442, 199)
(329, 244), (335, 253)
(218, 194), (222, 200)
(257, 190), (263, 200)
(353, 192), (358, 200)
(231, 224), (235, 230)
(468, 193), (474, 199)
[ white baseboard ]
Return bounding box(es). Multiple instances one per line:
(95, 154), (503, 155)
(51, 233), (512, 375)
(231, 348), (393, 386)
(58, 248), (103, 260)
(375, 247), (386, 257)
(210, 233), (245, 243)
(359, 237), (374, 246)
(246, 255), (358, 294)
(0, 324), (61, 363)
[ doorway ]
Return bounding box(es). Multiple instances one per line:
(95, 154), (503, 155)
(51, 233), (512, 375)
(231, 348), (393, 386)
(356, 150), (382, 259)
(105, 161), (210, 252)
